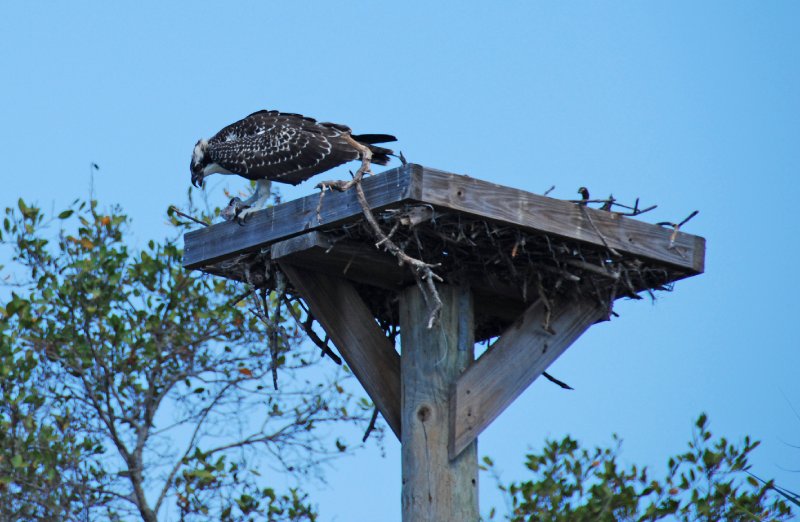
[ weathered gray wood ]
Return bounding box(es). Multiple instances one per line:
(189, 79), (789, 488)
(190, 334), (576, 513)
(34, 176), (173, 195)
(184, 164), (705, 277)
(401, 285), (478, 522)
(183, 165), (421, 269)
(277, 263), (402, 440)
(272, 231), (413, 290)
(417, 167), (705, 275)
(450, 297), (605, 459)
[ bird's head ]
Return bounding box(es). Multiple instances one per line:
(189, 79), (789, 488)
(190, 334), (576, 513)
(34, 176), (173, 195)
(190, 139), (209, 188)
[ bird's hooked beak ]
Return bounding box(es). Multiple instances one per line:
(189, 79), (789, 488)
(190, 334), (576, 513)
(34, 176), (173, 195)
(190, 139), (208, 188)
(191, 169), (204, 188)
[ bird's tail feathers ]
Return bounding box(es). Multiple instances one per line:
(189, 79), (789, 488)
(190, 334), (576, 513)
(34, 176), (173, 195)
(352, 133), (397, 145)
(367, 144), (394, 166)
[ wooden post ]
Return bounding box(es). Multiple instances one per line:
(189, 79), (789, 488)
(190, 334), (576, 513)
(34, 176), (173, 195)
(400, 285), (478, 522)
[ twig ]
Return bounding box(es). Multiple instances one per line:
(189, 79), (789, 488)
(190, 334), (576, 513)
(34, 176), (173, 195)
(600, 194), (615, 211)
(169, 206), (209, 227)
(536, 263), (579, 283)
(578, 204), (622, 258)
(606, 280), (618, 320)
(268, 272), (288, 390)
(677, 210), (699, 228)
(657, 210), (699, 229)
(536, 274), (555, 334)
(226, 290), (253, 308)
(362, 407), (380, 443)
(282, 295), (342, 365)
(565, 259), (620, 280)
(658, 210), (699, 249)
(542, 372), (573, 390)
(243, 265), (281, 390)
(567, 198), (657, 216)
(317, 138), (444, 328)
(619, 204), (657, 217)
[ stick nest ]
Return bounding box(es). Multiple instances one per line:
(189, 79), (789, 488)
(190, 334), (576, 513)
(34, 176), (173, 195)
(207, 203), (687, 342)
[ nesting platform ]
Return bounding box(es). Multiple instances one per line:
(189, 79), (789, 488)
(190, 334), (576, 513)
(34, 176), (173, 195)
(184, 163), (704, 342)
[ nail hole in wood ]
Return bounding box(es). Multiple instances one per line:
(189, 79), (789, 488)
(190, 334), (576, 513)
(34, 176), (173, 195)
(417, 405), (431, 422)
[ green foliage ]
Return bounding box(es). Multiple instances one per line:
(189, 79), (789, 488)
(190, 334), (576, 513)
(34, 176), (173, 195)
(0, 312), (108, 520)
(487, 415), (794, 521)
(0, 197), (369, 520)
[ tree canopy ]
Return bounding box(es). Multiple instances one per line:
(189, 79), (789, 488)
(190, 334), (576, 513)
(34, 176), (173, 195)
(486, 414), (794, 521)
(0, 197), (372, 521)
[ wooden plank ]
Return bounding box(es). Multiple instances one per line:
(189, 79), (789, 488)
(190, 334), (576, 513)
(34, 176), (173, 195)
(400, 285), (478, 522)
(183, 164), (422, 269)
(450, 297), (605, 458)
(277, 263), (402, 440)
(185, 164), (705, 278)
(417, 168), (705, 274)
(271, 231), (412, 290)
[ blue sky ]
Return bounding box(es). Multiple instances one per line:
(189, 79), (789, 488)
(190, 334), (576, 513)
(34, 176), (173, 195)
(2, 1), (799, 520)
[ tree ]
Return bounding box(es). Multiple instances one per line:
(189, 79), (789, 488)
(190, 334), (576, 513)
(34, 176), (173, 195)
(0, 197), (372, 521)
(486, 414), (794, 521)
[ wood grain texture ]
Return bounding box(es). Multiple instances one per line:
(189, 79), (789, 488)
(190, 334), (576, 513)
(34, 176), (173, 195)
(184, 164), (705, 275)
(185, 164), (705, 278)
(418, 168), (705, 274)
(271, 231), (412, 290)
(277, 263), (402, 440)
(183, 164), (420, 269)
(401, 285), (478, 522)
(450, 297), (605, 458)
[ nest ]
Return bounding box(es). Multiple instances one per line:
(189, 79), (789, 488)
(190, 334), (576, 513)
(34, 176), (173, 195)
(204, 203), (684, 342)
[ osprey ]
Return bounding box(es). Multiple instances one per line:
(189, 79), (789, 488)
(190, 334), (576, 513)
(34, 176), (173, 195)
(190, 110), (397, 221)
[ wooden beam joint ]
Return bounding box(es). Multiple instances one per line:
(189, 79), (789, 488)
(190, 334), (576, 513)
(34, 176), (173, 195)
(449, 296), (605, 459)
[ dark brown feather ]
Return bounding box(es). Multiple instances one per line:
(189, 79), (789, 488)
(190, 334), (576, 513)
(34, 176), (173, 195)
(206, 110), (394, 186)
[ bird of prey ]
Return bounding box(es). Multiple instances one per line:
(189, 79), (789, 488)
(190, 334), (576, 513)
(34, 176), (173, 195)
(190, 110), (397, 222)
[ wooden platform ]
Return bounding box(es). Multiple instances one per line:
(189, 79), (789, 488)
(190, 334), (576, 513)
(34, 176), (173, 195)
(185, 164), (704, 272)
(184, 163), (704, 341)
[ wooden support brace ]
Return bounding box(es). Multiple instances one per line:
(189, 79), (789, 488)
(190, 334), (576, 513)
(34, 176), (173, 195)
(277, 263), (402, 440)
(449, 297), (606, 459)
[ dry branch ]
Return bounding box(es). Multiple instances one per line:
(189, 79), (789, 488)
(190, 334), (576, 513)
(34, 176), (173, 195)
(282, 295), (343, 365)
(316, 141), (444, 328)
(169, 206), (210, 227)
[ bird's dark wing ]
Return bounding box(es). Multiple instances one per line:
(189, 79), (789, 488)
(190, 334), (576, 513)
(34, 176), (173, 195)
(206, 111), (361, 185)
